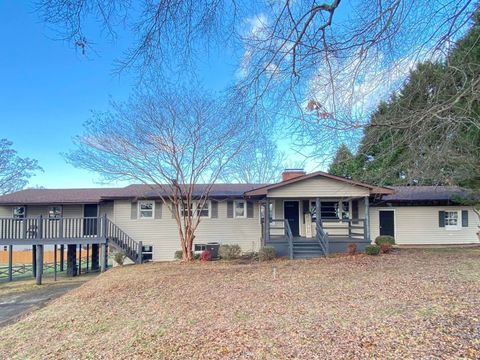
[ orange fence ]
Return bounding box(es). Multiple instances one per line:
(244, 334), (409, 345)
(0, 249), (90, 265)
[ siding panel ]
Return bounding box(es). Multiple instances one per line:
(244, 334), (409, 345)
(269, 177), (370, 198)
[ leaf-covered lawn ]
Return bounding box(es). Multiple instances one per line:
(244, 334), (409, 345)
(0, 248), (479, 359)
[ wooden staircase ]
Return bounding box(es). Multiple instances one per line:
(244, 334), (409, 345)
(105, 219), (143, 264)
(292, 240), (326, 259)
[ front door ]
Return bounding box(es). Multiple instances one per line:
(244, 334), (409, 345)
(83, 204), (98, 236)
(284, 201), (300, 236)
(379, 210), (395, 237)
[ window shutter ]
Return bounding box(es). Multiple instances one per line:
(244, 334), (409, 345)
(227, 201), (233, 218)
(438, 211), (445, 227)
(462, 210), (468, 227)
(131, 202), (138, 219)
(154, 201), (162, 219)
(211, 201), (218, 218)
(247, 201), (254, 218)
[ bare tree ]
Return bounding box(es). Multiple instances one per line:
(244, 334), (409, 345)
(220, 131), (287, 184)
(0, 139), (42, 195)
(37, 0), (477, 166)
(66, 82), (248, 261)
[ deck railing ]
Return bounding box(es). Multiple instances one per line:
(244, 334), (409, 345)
(0, 216), (106, 241)
(320, 218), (365, 240)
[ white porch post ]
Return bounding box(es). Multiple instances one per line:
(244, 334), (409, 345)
(315, 198), (321, 229)
(364, 196), (370, 243)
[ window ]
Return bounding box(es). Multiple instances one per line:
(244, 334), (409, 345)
(260, 201), (275, 223)
(13, 206), (25, 219)
(310, 201), (350, 220)
(445, 211), (460, 230)
(138, 201), (155, 219)
(180, 201), (210, 217)
(48, 206), (62, 219)
(234, 200), (246, 218)
(194, 244), (207, 252)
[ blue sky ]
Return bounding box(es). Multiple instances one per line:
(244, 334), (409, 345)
(0, 1), (236, 189)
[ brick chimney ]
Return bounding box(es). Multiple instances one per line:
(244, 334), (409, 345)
(282, 169), (306, 182)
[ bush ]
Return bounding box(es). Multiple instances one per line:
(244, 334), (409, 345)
(346, 243), (357, 255)
(200, 250), (212, 261)
(365, 245), (381, 256)
(258, 246), (276, 261)
(113, 251), (127, 266)
(174, 250), (183, 260)
(375, 235), (395, 246)
(380, 243), (392, 254)
(219, 244), (242, 260)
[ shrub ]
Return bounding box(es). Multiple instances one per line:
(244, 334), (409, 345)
(365, 245), (381, 256)
(380, 243), (392, 254)
(375, 235), (395, 246)
(113, 251), (127, 266)
(258, 246), (276, 261)
(174, 250), (183, 260)
(219, 244), (242, 260)
(200, 250), (212, 262)
(346, 243), (357, 255)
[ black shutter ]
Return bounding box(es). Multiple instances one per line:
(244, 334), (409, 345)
(154, 201), (162, 219)
(438, 211), (445, 227)
(462, 210), (468, 227)
(227, 201), (233, 218)
(211, 201), (218, 218)
(131, 202), (138, 219)
(247, 201), (254, 218)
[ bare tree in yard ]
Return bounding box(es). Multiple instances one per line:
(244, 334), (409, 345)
(66, 83), (248, 261)
(0, 139), (41, 195)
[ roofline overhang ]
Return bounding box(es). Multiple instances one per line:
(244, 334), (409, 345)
(244, 171), (394, 197)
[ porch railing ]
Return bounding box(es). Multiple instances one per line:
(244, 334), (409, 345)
(105, 219), (143, 263)
(266, 219), (294, 259)
(320, 219), (366, 240)
(315, 222), (329, 256)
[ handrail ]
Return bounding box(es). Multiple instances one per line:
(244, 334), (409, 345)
(315, 222), (329, 256)
(105, 218), (143, 264)
(283, 220), (294, 260)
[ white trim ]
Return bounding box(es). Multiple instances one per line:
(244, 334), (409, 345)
(12, 206), (26, 219)
(233, 200), (247, 218)
(444, 210), (461, 231)
(138, 200), (155, 219)
(378, 208), (396, 239)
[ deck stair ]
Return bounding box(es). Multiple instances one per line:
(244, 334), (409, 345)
(105, 219), (143, 264)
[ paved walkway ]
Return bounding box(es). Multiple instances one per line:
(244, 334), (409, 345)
(0, 275), (94, 327)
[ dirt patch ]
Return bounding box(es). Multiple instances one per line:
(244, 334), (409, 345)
(0, 248), (479, 359)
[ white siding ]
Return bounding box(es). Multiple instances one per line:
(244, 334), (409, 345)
(268, 177), (370, 198)
(112, 199), (262, 261)
(370, 206), (480, 245)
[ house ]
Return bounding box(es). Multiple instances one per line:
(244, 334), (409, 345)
(0, 170), (478, 267)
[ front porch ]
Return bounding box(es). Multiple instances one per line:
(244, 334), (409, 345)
(261, 196), (371, 259)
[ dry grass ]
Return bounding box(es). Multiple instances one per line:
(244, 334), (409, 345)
(0, 248), (479, 359)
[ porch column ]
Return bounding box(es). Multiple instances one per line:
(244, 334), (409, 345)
(66, 244), (77, 277)
(35, 244), (43, 285)
(91, 244), (99, 271)
(315, 198), (321, 229)
(264, 199), (270, 244)
(364, 196), (370, 243)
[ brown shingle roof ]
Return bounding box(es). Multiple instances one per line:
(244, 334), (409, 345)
(379, 186), (466, 202)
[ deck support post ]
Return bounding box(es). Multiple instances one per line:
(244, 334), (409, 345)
(78, 244), (82, 275)
(137, 241), (143, 264)
(59, 245), (64, 271)
(364, 196), (370, 243)
(35, 244), (43, 285)
(264, 198), (270, 244)
(8, 245), (13, 281)
(91, 244), (99, 271)
(100, 243), (106, 272)
(66, 244), (77, 277)
(86, 244), (89, 272)
(32, 245), (37, 277)
(54, 244), (57, 281)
